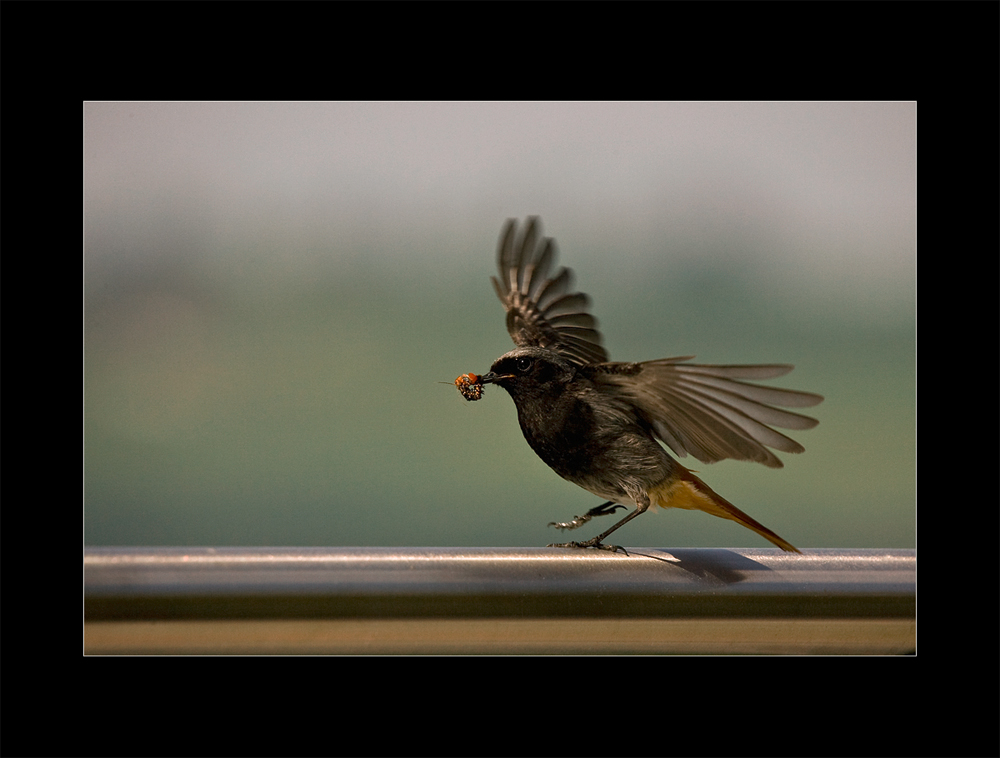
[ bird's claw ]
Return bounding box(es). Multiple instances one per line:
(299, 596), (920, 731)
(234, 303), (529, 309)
(547, 539), (628, 556)
(548, 515), (591, 531)
(548, 502), (627, 531)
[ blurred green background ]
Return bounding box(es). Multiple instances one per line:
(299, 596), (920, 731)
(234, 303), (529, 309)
(85, 102), (914, 549)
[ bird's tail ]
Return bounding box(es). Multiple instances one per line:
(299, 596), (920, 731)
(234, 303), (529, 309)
(649, 467), (801, 553)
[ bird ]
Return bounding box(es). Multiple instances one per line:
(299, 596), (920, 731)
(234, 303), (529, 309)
(458, 217), (823, 554)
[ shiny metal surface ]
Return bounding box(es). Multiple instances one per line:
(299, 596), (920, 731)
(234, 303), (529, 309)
(85, 547), (914, 653)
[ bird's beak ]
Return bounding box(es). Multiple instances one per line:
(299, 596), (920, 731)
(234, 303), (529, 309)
(479, 371), (514, 385)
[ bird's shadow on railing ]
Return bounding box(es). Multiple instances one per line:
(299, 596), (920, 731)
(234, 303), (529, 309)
(626, 547), (774, 585)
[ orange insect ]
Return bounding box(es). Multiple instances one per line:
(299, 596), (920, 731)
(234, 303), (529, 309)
(454, 373), (484, 401)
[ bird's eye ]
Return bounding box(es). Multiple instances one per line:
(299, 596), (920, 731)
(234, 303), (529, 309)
(516, 357), (533, 372)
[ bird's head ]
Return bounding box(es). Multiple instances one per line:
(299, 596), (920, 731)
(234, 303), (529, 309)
(479, 346), (577, 403)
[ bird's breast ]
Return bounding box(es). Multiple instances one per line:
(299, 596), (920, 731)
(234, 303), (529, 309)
(513, 388), (672, 497)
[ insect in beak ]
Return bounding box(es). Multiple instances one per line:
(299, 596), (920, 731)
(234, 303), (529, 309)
(453, 372), (485, 401)
(449, 371), (515, 401)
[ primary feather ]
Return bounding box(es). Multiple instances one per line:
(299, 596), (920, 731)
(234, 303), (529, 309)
(491, 217), (608, 366)
(590, 358), (822, 468)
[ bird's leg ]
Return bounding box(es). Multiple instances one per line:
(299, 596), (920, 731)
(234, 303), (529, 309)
(548, 501), (627, 531)
(548, 496), (650, 555)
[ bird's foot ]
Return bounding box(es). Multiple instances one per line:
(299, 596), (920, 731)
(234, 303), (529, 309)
(547, 538), (628, 556)
(548, 502), (627, 531)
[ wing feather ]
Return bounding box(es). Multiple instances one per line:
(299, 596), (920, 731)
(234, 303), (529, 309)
(593, 357), (823, 468)
(491, 217), (608, 366)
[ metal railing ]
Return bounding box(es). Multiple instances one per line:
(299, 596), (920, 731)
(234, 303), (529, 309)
(85, 546), (915, 654)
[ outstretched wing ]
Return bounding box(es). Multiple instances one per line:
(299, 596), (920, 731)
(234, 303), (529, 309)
(593, 358), (823, 468)
(490, 217), (608, 366)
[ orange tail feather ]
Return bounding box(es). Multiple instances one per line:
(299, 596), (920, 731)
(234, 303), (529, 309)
(650, 468), (801, 553)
